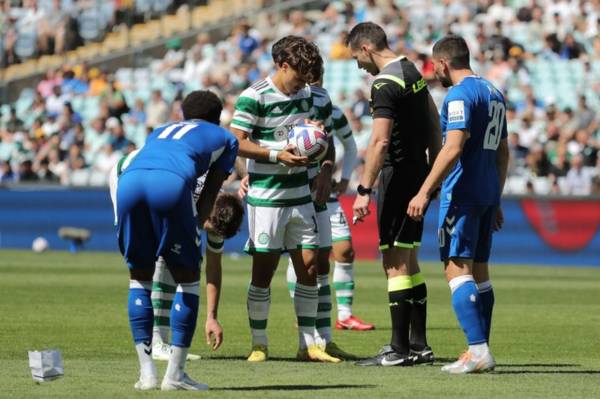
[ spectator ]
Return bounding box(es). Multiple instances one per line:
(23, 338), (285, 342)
(145, 90), (169, 128)
(559, 32), (586, 59)
(45, 85), (69, 116)
(103, 79), (129, 119)
(0, 160), (16, 183)
(88, 68), (109, 97)
(351, 89), (370, 119)
(237, 22), (259, 62)
(330, 31), (352, 60)
(4, 107), (24, 133)
(126, 99), (147, 126)
(17, 159), (39, 182)
(564, 154), (593, 195)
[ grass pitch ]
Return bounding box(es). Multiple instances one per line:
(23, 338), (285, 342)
(1, 249), (599, 398)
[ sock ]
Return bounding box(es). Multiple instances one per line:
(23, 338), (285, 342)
(151, 258), (176, 344)
(247, 284), (270, 347)
(294, 283), (318, 349)
(409, 272), (429, 350)
(286, 258), (296, 299)
(333, 261), (354, 321)
(388, 275), (413, 355)
(315, 274), (332, 346)
(449, 275), (487, 346)
(477, 280), (495, 342)
(170, 282), (199, 348)
(128, 280), (156, 379)
(468, 342), (489, 357)
(165, 346), (189, 382)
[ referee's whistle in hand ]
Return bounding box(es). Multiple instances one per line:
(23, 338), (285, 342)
(353, 194), (371, 224)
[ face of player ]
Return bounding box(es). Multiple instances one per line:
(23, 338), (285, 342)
(351, 46), (379, 76)
(432, 56), (453, 88)
(279, 63), (309, 95)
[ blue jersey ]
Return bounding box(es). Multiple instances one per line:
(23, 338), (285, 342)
(123, 120), (238, 190)
(440, 76), (507, 207)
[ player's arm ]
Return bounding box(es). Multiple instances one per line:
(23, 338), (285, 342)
(426, 93), (442, 167)
(334, 110), (357, 195)
(494, 112), (510, 231)
(196, 168), (228, 228)
(204, 232), (224, 350)
(311, 101), (336, 205)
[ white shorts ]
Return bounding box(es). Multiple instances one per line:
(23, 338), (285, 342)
(245, 203), (319, 253)
(327, 199), (352, 243)
(316, 207), (332, 249)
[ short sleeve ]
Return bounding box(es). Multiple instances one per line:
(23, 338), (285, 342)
(370, 80), (402, 119)
(444, 87), (472, 131)
(231, 89), (259, 133)
(211, 133), (239, 174)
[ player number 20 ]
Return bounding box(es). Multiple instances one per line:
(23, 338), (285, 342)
(483, 100), (505, 150)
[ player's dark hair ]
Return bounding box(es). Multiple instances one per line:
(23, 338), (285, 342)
(271, 36), (323, 83)
(208, 192), (244, 239)
(181, 90), (223, 124)
(432, 35), (471, 69)
(345, 22), (389, 51)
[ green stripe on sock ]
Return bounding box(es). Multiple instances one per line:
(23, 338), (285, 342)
(152, 299), (173, 309)
(317, 302), (332, 312)
(153, 316), (170, 327)
(336, 296), (353, 305)
(152, 282), (176, 294)
(333, 282), (355, 291)
(297, 316), (316, 327)
(316, 318), (331, 328)
(249, 319), (267, 329)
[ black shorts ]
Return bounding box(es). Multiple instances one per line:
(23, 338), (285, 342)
(377, 165), (427, 250)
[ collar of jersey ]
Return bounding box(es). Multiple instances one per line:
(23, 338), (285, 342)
(382, 55), (406, 70)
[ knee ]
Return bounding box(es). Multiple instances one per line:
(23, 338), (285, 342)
(341, 247), (355, 263)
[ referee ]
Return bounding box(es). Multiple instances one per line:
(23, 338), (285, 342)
(347, 22), (442, 366)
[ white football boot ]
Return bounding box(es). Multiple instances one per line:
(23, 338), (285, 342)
(134, 375), (158, 390)
(442, 351), (496, 374)
(161, 373), (209, 391)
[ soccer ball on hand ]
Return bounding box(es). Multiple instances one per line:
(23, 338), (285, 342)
(288, 124), (329, 161)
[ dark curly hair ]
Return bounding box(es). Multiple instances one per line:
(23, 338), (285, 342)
(208, 192), (244, 239)
(181, 90), (223, 124)
(271, 35), (323, 83)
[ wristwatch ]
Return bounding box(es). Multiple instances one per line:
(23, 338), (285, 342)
(357, 184), (372, 196)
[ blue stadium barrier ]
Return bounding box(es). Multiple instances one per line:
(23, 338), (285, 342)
(0, 188), (598, 267)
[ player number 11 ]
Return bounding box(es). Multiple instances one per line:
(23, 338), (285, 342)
(483, 100), (505, 151)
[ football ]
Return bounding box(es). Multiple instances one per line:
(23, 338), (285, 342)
(32, 237), (49, 253)
(288, 124), (329, 161)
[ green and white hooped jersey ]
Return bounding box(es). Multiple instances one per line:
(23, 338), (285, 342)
(231, 77), (322, 208)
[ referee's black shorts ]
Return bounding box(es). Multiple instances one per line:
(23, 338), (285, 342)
(377, 165), (427, 250)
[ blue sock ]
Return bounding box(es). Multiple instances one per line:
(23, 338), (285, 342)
(128, 280), (153, 344)
(170, 282), (200, 348)
(477, 281), (495, 342)
(449, 277), (486, 345)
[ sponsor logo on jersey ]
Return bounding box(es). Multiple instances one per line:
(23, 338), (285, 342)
(448, 100), (465, 123)
(258, 232), (270, 245)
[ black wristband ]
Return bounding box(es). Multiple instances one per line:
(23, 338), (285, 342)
(357, 184), (372, 196)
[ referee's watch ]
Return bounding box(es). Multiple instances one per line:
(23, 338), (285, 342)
(357, 184), (372, 196)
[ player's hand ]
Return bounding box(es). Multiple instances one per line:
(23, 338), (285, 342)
(278, 144), (310, 167)
(205, 318), (223, 351)
(238, 175), (249, 199)
(304, 119), (325, 131)
(494, 206), (504, 232)
(353, 193), (371, 223)
(313, 164), (333, 206)
(334, 178), (349, 196)
(407, 191), (430, 221)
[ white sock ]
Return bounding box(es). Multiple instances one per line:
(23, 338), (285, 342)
(165, 346), (188, 381)
(151, 258), (175, 344)
(315, 274), (332, 345)
(247, 284), (270, 347)
(469, 342), (489, 357)
(286, 257), (297, 299)
(333, 261), (354, 321)
(294, 283), (318, 349)
(135, 341), (157, 381)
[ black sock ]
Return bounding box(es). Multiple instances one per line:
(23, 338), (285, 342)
(410, 281), (428, 350)
(388, 288), (412, 355)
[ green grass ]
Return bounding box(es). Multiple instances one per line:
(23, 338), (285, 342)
(1, 249), (599, 398)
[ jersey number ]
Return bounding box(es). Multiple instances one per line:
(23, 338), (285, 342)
(483, 100), (505, 150)
(157, 123), (195, 140)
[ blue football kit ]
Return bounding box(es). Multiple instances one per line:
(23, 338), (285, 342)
(116, 120), (238, 271)
(438, 76), (507, 262)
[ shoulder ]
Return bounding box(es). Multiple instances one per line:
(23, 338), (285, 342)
(310, 85), (330, 99)
(331, 105), (345, 119)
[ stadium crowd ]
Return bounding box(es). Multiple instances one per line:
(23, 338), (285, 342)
(0, 0), (599, 195)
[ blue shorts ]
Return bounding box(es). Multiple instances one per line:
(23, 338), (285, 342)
(438, 205), (496, 263)
(116, 169), (202, 270)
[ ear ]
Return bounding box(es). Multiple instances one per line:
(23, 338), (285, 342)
(360, 43), (370, 54)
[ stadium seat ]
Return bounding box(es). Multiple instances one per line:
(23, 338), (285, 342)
(14, 28), (37, 60)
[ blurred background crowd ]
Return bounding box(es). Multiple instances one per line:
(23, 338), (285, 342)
(0, 0), (599, 196)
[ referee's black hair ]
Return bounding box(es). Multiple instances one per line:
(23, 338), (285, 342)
(345, 22), (389, 51)
(432, 35), (471, 70)
(181, 90), (223, 124)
